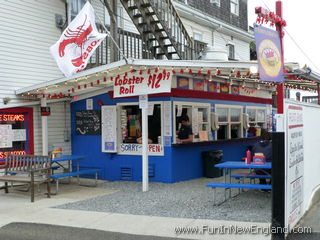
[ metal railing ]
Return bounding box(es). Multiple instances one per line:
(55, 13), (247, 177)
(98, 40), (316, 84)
(302, 96), (319, 104)
(86, 23), (206, 69)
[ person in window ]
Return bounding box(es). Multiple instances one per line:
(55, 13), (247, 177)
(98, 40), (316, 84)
(136, 137), (153, 144)
(176, 115), (193, 143)
(252, 128), (272, 191)
(136, 107), (161, 144)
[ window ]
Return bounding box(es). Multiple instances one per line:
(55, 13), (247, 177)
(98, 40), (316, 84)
(117, 6), (124, 28)
(173, 102), (211, 143)
(228, 44), (235, 60)
(104, 5), (124, 28)
(119, 103), (162, 144)
(193, 32), (203, 41)
(230, 0), (239, 15)
(71, 0), (86, 20)
(215, 105), (243, 140)
(246, 107), (266, 137)
(210, 0), (221, 7)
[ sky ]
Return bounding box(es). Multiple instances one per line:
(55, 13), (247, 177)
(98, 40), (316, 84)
(248, 0), (320, 73)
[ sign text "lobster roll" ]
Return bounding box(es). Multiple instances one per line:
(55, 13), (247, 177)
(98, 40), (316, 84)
(113, 69), (172, 98)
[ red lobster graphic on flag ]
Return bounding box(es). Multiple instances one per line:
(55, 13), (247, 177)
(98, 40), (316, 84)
(58, 15), (93, 67)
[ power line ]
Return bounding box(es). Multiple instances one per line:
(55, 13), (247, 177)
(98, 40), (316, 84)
(283, 29), (320, 72)
(260, 0), (320, 72)
(261, 0), (271, 11)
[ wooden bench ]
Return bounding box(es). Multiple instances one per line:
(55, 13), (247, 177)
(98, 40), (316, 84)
(0, 154), (51, 202)
(51, 168), (100, 194)
(206, 182), (272, 205)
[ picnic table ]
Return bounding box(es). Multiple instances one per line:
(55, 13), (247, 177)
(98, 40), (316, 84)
(206, 161), (272, 205)
(51, 155), (100, 194)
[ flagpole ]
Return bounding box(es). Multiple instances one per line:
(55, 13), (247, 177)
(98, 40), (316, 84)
(95, 8), (128, 63)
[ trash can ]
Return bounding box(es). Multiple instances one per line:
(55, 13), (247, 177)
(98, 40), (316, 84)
(202, 150), (223, 178)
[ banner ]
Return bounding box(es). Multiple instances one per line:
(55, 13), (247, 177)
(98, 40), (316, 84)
(254, 25), (284, 82)
(50, 2), (107, 77)
(113, 69), (172, 98)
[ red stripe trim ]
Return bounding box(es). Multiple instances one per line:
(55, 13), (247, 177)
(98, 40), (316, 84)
(288, 105), (303, 110)
(289, 124), (303, 129)
(108, 89), (273, 105)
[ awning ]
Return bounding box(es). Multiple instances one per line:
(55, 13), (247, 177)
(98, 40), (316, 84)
(15, 59), (320, 99)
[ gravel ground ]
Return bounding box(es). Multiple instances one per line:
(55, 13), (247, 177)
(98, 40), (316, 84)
(55, 177), (272, 223)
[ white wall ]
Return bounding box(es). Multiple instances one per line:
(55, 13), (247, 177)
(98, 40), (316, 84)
(33, 101), (72, 155)
(297, 102), (320, 209)
(284, 99), (320, 229)
(0, 0), (65, 106)
(214, 31), (250, 61)
(180, 17), (213, 45)
(0, 0), (251, 108)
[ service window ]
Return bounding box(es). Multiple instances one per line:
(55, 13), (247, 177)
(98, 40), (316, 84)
(215, 105), (243, 140)
(117, 102), (163, 155)
(173, 101), (211, 143)
(246, 106), (266, 137)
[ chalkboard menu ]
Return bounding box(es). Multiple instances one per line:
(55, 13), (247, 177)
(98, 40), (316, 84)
(76, 110), (101, 135)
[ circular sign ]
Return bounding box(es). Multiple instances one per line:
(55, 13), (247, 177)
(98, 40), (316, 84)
(258, 39), (282, 77)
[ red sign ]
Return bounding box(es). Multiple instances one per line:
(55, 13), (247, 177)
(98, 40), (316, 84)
(0, 150), (26, 159)
(41, 107), (51, 116)
(0, 114), (24, 122)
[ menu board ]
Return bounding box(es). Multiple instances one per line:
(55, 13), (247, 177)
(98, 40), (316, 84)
(12, 129), (26, 141)
(286, 105), (304, 231)
(192, 108), (199, 135)
(0, 124), (13, 148)
(101, 106), (117, 152)
(76, 110), (101, 135)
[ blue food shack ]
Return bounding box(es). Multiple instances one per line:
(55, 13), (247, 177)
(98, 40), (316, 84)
(69, 60), (274, 183)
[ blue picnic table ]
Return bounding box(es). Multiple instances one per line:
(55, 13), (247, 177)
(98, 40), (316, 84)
(51, 155), (100, 194)
(206, 161), (272, 205)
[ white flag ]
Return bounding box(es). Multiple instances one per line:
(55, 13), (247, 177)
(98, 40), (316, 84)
(50, 2), (107, 77)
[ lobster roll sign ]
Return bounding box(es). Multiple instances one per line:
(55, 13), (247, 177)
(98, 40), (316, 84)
(50, 2), (107, 77)
(113, 69), (172, 98)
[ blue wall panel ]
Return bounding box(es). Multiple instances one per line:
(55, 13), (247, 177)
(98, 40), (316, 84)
(71, 92), (264, 183)
(171, 137), (260, 182)
(71, 93), (173, 183)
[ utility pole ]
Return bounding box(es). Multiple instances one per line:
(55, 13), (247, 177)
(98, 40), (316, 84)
(255, 2), (287, 239)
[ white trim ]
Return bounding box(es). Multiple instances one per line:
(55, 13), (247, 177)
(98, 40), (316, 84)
(0, 98), (70, 110)
(71, 87), (112, 102)
(173, 101), (211, 143)
(116, 101), (164, 156)
(215, 104), (243, 139)
(230, 0), (239, 16)
(246, 106), (267, 123)
(15, 59), (259, 95)
(16, 59), (315, 97)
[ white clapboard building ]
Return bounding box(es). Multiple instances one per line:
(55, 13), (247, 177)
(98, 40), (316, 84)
(0, 0), (253, 155)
